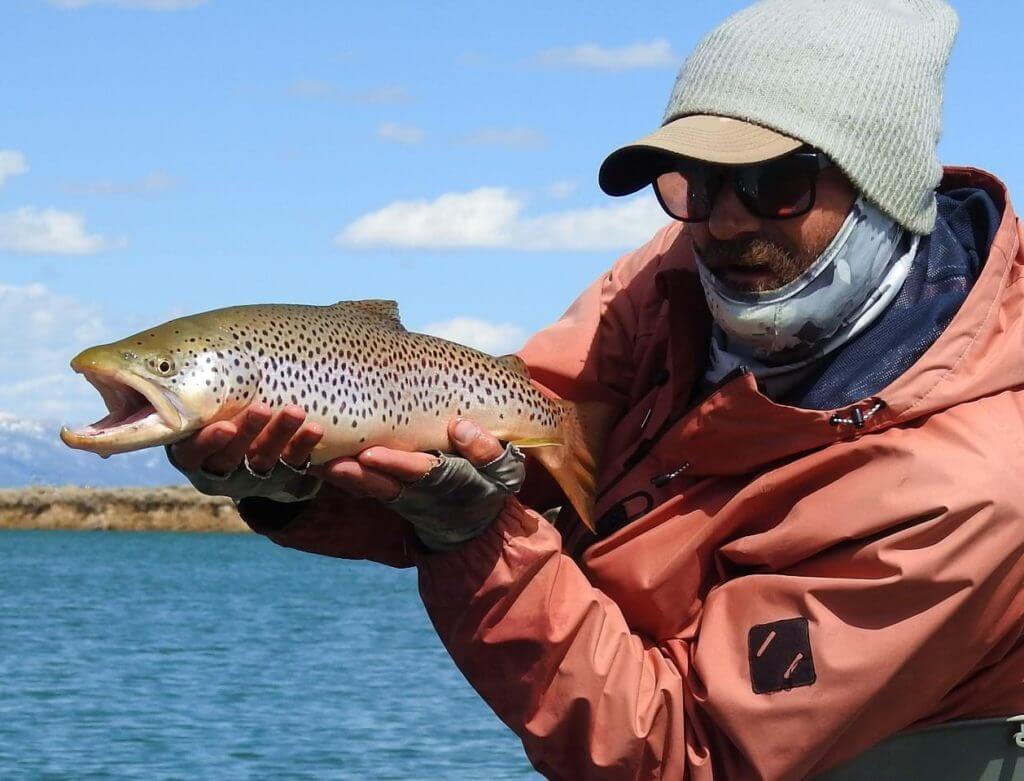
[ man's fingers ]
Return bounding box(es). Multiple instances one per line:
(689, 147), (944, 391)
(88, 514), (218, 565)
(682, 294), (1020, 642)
(280, 422), (324, 469)
(202, 404), (273, 475)
(171, 421), (236, 472)
(246, 405), (306, 473)
(314, 458), (402, 501)
(358, 447), (440, 482)
(448, 418), (504, 466)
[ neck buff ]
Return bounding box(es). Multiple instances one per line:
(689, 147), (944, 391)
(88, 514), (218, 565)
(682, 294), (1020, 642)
(697, 196), (920, 399)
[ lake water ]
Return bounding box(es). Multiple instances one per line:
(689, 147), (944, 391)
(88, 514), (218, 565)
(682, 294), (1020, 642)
(1, 530), (540, 780)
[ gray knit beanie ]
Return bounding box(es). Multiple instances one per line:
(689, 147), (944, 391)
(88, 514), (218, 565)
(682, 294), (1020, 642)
(599, 0), (959, 235)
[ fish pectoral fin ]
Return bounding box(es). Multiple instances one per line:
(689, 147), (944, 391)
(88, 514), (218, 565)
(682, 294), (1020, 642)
(331, 299), (405, 329)
(509, 437), (562, 448)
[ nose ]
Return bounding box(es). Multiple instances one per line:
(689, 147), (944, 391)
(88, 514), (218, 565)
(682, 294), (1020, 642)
(706, 180), (760, 241)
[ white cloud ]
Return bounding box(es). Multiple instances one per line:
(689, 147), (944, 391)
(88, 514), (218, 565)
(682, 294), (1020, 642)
(0, 375), (80, 423)
(460, 128), (545, 149)
(336, 187), (666, 252)
(376, 122), (425, 145)
(0, 285), (194, 424)
(0, 153), (124, 256)
(0, 207), (124, 255)
(0, 283), (112, 421)
(288, 80), (413, 105)
(47, 0), (206, 8)
(545, 179), (577, 199)
(0, 150), (28, 188)
(339, 188), (518, 249)
(520, 196), (667, 251)
(419, 317), (527, 355)
(534, 40), (678, 71)
(62, 171), (179, 196)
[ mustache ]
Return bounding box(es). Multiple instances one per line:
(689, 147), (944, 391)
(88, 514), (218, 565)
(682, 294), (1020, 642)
(700, 238), (801, 269)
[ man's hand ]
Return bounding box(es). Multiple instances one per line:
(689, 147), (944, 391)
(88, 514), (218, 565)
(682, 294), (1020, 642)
(170, 403), (324, 476)
(170, 410), (522, 550)
(313, 419), (525, 550)
(314, 418), (504, 499)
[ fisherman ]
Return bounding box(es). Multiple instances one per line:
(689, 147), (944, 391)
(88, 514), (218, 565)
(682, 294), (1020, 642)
(169, 0), (1024, 777)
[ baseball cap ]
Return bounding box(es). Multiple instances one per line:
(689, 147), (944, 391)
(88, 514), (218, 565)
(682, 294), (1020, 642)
(598, 114), (803, 197)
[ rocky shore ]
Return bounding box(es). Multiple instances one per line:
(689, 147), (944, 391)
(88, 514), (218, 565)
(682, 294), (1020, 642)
(0, 486), (249, 532)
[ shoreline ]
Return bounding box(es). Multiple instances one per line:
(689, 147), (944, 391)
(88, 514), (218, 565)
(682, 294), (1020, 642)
(0, 486), (249, 533)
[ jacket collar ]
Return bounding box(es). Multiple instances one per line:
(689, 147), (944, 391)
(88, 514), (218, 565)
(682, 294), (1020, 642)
(648, 167), (1020, 477)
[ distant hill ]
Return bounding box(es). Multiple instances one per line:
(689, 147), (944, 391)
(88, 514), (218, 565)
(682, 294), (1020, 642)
(0, 414), (184, 488)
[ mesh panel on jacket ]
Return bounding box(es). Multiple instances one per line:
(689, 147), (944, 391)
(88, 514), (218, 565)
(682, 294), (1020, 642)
(783, 188), (1001, 410)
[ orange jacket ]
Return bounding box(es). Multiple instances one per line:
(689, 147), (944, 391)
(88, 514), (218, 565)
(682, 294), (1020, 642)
(247, 168), (1024, 780)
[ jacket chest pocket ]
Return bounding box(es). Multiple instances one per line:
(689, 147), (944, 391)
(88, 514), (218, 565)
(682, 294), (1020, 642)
(593, 383), (704, 540)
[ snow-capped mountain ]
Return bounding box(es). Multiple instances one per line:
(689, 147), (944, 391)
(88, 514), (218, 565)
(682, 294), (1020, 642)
(0, 413), (184, 488)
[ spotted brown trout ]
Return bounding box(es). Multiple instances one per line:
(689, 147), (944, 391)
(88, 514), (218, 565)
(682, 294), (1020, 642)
(60, 300), (608, 528)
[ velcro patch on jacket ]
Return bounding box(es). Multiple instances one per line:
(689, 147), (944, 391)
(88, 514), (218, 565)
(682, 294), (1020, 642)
(748, 618), (816, 694)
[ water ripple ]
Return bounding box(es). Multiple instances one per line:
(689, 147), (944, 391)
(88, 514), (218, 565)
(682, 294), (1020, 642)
(0, 530), (540, 780)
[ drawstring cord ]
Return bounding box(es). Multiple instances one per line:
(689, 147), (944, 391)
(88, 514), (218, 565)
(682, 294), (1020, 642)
(829, 399), (886, 429)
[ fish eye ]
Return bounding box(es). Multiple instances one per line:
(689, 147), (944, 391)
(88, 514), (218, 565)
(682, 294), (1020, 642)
(149, 356), (176, 376)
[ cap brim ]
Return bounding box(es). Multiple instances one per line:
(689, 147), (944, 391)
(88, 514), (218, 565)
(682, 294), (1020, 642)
(599, 115), (804, 196)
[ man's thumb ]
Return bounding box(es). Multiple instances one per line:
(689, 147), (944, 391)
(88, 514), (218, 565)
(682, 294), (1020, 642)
(450, 418), (504, 467)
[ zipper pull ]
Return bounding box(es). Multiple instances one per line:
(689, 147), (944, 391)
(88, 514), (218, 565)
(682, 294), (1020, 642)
(830, 399), (886, 429)
(652, 462), (690, 487)
(640, 408), (653, 431)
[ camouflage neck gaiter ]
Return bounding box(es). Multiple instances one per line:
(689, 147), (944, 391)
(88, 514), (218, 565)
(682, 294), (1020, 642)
(698, 196), (920, 396)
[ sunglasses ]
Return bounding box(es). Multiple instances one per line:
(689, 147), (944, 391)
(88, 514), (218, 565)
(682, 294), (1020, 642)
(653, 149), (832, 222)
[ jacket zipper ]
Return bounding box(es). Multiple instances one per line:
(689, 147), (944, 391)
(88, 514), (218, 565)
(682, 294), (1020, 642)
(596, 368), (747, 502)
(598, 378), (887, 504)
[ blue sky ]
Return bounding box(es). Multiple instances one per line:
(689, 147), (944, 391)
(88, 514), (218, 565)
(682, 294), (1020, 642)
(1, 0), (1021, 427)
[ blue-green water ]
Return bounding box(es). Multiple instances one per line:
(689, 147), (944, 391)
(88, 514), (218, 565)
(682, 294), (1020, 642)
(1, 530), (540, 780)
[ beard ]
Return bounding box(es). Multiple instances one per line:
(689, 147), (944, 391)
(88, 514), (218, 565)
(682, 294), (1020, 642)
(700, 237), (817, 293)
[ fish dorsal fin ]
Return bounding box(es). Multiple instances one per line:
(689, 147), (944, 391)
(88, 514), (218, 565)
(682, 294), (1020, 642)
(333, 299), (405, 329)
(496, 354), (530, 377)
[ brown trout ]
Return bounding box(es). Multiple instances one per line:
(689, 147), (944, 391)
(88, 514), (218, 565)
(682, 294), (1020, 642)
(60, 300), (608, 528)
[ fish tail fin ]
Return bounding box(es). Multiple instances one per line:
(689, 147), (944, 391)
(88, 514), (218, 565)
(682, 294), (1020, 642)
(515, 400), (614, 531)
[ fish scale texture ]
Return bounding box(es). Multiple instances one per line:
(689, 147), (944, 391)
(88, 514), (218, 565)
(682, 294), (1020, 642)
(166, 302), (566, 453)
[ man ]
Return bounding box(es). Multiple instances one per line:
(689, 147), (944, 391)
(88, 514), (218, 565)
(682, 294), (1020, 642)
(170, 0), (1024, 778)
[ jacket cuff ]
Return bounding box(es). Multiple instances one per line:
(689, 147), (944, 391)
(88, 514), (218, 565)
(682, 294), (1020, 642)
(415, 496), (556, 601)
(235, 496), (312, 534)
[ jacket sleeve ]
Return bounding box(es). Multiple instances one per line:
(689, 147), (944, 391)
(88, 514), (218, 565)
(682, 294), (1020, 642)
(235, 486), (416, 568)
(417, 500), (690, 779)
(416, 489), (1024, 780)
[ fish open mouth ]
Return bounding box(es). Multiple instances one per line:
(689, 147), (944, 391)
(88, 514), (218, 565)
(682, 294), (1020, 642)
(60, 370), (186, 457)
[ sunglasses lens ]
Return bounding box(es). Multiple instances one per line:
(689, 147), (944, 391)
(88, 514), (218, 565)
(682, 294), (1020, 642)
(740, 158), (814, 218)
(654, 170), (714, 222)
(653, 152), (823, 222)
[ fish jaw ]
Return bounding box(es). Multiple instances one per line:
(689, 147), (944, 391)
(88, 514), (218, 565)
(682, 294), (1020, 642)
(60, 362), (199, 457)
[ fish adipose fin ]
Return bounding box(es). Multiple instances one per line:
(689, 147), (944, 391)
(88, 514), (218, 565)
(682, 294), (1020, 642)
(516, 399), (616, 532)
(333, 299), (405, 329)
